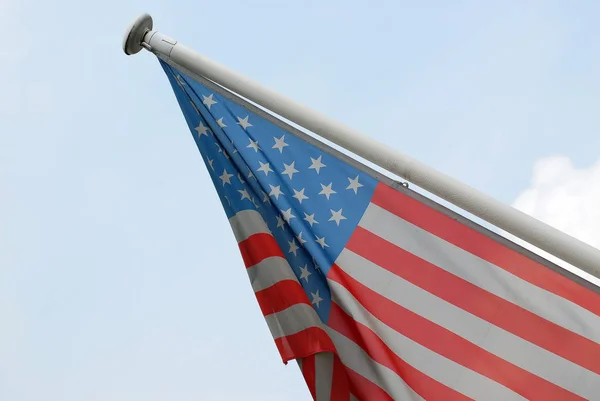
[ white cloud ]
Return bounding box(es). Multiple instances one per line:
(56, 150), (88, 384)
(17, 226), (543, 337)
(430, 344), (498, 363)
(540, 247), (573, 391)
(509, 156), (600, 285)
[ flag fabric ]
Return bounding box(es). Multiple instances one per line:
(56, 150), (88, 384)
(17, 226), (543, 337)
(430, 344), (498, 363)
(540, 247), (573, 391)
(160, 60), (600, 401)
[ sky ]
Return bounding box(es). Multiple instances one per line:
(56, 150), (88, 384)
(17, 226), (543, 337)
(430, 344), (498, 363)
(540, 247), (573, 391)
(1, 1), (600, 400)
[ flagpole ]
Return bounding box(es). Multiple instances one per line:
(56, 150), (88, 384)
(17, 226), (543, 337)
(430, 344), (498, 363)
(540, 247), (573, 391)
(123, 13), (600, 279)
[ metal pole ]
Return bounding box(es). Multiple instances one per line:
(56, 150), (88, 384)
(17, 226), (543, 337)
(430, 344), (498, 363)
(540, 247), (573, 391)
(123, 14), (600, 279)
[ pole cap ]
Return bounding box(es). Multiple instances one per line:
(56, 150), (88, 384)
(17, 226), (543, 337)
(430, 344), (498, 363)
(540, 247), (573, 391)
(123, 13), (153, 55)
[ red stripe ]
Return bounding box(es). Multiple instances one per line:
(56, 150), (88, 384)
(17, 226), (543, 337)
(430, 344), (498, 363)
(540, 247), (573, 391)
(348, 227), (600, 375)
(331, 355), (351, 401)
(302, 355), (317, 400)
(275, 327), (336, 363)
(238, 233), (284, 267)
(328, 301), (473, 401)
(255, 280), (310, 316)
(345, 368), (394, 401)
(328, 265), (585, 401)
(371, 183), (600, 317)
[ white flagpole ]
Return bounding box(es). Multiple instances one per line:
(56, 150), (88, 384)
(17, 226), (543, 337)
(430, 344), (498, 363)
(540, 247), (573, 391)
(123, 13), (600, 280)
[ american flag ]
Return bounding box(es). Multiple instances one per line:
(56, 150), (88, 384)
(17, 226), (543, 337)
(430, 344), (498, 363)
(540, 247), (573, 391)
(161, 61), (600, 401)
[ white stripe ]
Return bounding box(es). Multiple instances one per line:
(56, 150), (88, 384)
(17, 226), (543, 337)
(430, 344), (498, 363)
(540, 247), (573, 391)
(349, 395), (358, 401)
(229, 209), (270, 242)
(315, 353), (334, 401)
(335, 249), (600, 398)
(247, 256), (298, 292)
(360, 203), (600, 344)
(264, 303), (323, 339)
(325, 327), (424, 401)
(328, 277), (525, 401)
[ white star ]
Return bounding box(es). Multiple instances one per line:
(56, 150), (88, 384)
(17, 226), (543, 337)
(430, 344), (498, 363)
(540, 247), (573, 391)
(292, 188), (309, 204)
(347, 175), (364, 194)
(219, 169), (234, 185)
(262, 191), (271, 204)
(276, 215), (285, 230)
(247, 138), (260, 152)
(236, 115), (253, 130)
(282, 161), (299, 180)
(299, 264), (312, 282)
(176, 75), (186, 86)
(296, 231), (307, 245)
(251, 197), (260, 208)
(309, 155), (326, 174)
(238, 189), (251, 201)
(224, 196), (231, 206)
(319, 183), (337, 200)
(207, 158), (215, 171)
(329, 208), (347, 226)
(311, 290), (323, 308)
(215, 143), (229, 158)
(202, 94), (217, 109)
(257, 161), (273, 176)
(272, 135), (289, 153)
(216, 117), (227, 128)
(288, 239), (299, 256)
(247, 170), (256, 180)
(303, 212), (319, 227)
(315, 235), (329, 249)
(281, 208), (296, 224)
(268, 184), (284, 200)
(237, 172), (245, 184)
(194, 121), (211, 137)
(312, 257), (321, 272)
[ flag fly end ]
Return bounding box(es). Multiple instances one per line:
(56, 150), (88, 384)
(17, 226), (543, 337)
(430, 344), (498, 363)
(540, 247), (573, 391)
(123, 13), (153, 55)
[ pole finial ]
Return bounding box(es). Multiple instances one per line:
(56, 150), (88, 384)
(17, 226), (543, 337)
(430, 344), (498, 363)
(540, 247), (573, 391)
(123, 13), (153, 55)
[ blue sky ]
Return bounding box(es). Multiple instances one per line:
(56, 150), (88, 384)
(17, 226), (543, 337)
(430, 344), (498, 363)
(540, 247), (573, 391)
(1, 1), (600, 400)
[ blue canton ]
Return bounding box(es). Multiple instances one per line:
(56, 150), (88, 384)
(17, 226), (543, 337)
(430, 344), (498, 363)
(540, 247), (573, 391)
(162, 61), (377, 322)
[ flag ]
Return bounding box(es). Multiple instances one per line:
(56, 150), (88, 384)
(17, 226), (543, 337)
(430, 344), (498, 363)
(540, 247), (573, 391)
(160, 60), (600, 401)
